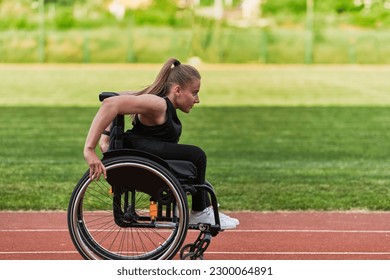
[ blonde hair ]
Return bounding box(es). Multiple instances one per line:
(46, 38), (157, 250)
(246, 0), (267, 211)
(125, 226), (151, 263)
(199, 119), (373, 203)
(123, 58), (201, 97)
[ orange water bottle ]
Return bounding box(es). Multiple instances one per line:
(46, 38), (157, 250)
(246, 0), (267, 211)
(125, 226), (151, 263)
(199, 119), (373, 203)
(150, 201), (157, 221)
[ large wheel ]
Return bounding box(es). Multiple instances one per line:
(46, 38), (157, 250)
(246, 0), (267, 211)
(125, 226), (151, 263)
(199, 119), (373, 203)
(67, 156), (188, 260)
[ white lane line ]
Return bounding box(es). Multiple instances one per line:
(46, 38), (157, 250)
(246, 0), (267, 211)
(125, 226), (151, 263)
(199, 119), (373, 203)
(2, 229), (390, 233)
(0, 251), (79, 255)
(206, 251), (390, 255)
(226, 229), (390, 233)
(1, 251), (390, 256)
(0, 229), (68, 232)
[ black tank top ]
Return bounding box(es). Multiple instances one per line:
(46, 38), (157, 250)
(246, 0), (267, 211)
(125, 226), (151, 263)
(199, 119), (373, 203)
(124, 97), (182, 144)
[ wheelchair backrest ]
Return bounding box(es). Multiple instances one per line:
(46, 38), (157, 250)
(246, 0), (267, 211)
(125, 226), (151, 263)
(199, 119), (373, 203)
(99, 92), (124, 150)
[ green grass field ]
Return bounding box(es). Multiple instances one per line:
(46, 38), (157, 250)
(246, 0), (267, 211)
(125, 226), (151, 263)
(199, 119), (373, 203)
(1, 64), (390, 211)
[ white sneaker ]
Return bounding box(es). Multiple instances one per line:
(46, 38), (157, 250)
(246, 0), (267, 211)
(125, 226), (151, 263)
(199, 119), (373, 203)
(216, 203), (239, 226)
(189, 207), (236, 230)
(219, 212), (240, 226)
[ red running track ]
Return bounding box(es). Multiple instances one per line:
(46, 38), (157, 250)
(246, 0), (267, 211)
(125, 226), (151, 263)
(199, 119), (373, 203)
(1, 211), (390, 260)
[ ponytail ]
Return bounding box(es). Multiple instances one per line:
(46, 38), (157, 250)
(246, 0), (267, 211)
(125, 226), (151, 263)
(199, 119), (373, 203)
(130, 57), (201, 97)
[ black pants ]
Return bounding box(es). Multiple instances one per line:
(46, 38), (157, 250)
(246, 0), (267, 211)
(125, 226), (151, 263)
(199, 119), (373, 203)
(124, 138), (211, 211)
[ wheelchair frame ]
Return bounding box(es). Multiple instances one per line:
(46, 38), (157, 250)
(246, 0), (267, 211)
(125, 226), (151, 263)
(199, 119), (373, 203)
(67, 92), (222, 260)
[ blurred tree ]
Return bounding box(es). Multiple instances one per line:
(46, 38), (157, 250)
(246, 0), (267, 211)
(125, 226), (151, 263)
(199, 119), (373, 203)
(45, 0), (85, 5)
(131, 0), (180, 26)
(262, 0), (306, 15)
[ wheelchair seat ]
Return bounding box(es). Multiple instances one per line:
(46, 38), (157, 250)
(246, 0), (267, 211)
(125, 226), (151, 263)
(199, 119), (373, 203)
(166, 160), (197, 184)
(102, 148), (197, 185)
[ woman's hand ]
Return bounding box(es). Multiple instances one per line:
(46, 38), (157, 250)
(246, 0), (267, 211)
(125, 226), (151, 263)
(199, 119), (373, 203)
(84, 147), (107, 180)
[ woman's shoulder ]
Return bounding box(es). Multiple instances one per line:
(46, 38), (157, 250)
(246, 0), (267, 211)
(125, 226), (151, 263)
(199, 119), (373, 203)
(107, 94), (167, 116)
(133, 95), (168, 125)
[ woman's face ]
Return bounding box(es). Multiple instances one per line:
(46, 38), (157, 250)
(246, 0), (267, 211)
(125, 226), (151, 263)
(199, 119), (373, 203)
(176, 79), (201, 113)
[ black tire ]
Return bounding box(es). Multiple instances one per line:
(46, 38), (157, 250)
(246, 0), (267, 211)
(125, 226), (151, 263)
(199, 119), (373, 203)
(67, 156), (188, 260)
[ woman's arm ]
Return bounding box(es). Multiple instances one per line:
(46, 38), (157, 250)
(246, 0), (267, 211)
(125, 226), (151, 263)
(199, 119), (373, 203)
(84, 94), (166, 180)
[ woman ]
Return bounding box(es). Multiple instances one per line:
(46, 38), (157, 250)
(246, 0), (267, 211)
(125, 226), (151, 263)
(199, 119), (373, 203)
(84, 58), (238, 229)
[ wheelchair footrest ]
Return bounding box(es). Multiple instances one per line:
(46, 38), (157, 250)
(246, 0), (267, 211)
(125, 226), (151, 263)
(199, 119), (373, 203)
(180, 223), (212, 260)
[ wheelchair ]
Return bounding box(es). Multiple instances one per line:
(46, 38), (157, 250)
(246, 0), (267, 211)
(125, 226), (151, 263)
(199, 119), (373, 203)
(67, 92), (222, 260)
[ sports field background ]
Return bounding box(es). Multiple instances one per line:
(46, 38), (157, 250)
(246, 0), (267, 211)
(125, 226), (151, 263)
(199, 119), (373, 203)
(1, 64), (390, 211)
